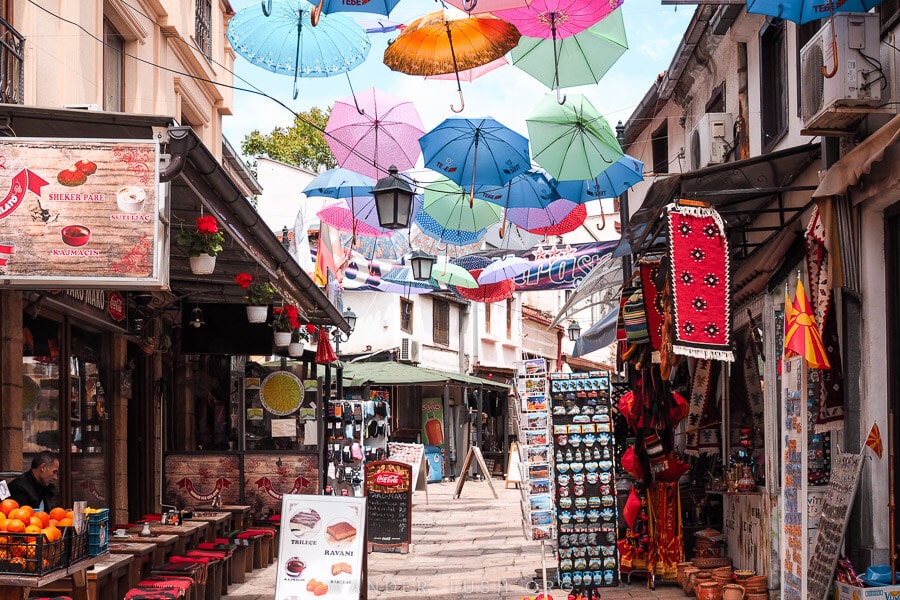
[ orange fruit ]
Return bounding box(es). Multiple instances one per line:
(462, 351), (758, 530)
(17, 506), (34, 520)
(0, 499), (19, 516)
(0, 520), (7, 532)
(42, 525), (61, 543)
(34, 511), (49, 528)
(48, 519), (58, 527)
(6, 518), (26, 533)
(7, 508), (24, 522)
(57, 517), (73, 528)
(48, 507), (66, 522)
(28, 516), (43, 529)
(65, 510), (74, 520)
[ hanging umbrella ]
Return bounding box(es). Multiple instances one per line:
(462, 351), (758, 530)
(431, 261), (480, 288)
(348, 230), (411, 261)
(325, 88), (426, 180)
(383, 9), (521, 112)
(554, 154), (644, 202)
(415, 212), (490, 246)
(358, 19), (405, 33)
(523, 201), (587, 236)
(420, 177), (505, 232)
(510, 8), (627, 100)
(316, 203), (395, 237)
(454, 268), (517, 302)
(477, 254), (532, 284)
(505, 198), (581, 232)
(475, 169), (560, 209)
(382, 266), (441, 292)
(419, 118), (531, 205)
(304, 168), (376, 243)
(308, 0), (401, 18)
(482, 221), (545, 251)
(410, 227), (484, 257)
(746, 0), (883, 24)
(444, 0), (532, 14)
(527, 93), (624, 182)
(227, 0), (371, 100)
(424, 57), (508, 82)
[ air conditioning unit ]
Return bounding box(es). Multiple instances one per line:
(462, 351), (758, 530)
(800, 12), (881, 130)
(399, 338), (421, 363)
(410, 341), (421, 363)
(399, 337), (411, 361)
(62, 104), (102, 111)
(689, 113), (734, 170)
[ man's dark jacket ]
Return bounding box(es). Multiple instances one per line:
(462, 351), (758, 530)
(8, 470), (56, 509)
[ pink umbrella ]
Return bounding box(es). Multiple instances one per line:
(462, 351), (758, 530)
(325, 87), (425, 180)
(317, 202), (395, 237)
(505, 198), (580, 232)
(495, 0), (621, 39)
(527, 202), (587, 236)
(424, 57), (508, 82)
(444, 0), (532, 14)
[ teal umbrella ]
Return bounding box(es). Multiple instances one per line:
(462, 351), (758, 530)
(431, 260), (479, 288)
(510, 8), (627, 102)
(420, 177), (504, 232)
(526, 93), (624, 182)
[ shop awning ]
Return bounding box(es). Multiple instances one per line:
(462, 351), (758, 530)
(550, 254), (622, 328)
(0, 105), (348, 331)
(812, 113), (900, 202)
(338, 361), (508, 389)
(618, 144), (821, 260)
(572, 306), (618, 358)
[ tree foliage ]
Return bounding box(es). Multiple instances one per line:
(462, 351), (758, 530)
(241, 107), (336, 173)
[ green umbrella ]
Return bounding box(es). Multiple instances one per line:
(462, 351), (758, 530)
(421, 177), (504, 232)
(431, 260), (479, 288)
(526, 93), (624, 182)
(510, 8), (627, 101)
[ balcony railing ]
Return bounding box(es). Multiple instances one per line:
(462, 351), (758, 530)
(0, 15), (23, 104)
(195, 0), (212, 62)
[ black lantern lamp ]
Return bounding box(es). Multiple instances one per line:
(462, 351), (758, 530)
(342, 307), (357, 332)
(371, 165), (415, 229)
(409, 250), (436, 281)
(567, 320), (581, 342)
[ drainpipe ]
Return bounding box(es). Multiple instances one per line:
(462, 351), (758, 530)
(459, 302), (469, 374)
(556, 328), (564, 372)
(616, 121), (632, 282)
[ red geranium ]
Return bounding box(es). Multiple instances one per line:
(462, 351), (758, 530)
(271, 304), (301, 332)
(195, 215), (219, 235)
(235, 272), (253, 289)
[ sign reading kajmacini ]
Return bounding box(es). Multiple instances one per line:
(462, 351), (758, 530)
(0, 138), (165, 288)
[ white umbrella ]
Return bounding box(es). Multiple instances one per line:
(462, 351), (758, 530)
(431, 261), (479, 288)
(482, 221), (544, 251)
(477, 254), (532, 284)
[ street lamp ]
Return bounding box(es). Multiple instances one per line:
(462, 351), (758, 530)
(567, 320), (581, 342)
(409, 250), (436, 281)
(334, 307), (357, 344)
(370, 165), (415, 229)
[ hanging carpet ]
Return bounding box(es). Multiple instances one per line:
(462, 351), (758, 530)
(684, 359), (720, 456)
(666, 203), (734, 362)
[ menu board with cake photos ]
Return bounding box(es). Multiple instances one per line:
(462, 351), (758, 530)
(276, 495), (366, 600)
(550, 371), (619, 591)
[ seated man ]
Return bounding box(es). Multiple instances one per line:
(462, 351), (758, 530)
(8, 451), (59, 510)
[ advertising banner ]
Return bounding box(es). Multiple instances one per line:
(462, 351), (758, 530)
(0, 138), (165, 287)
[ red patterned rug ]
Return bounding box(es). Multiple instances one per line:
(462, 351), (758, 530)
(666, 203), (734, 362)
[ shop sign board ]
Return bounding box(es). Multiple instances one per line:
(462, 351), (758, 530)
(0, 138), (166, 288)
(276, 494), (366, 600)
(364, 460), (412, 553)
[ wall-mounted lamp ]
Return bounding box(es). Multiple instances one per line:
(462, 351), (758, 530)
(567, 320), (581, 342)
(190, 307), (205, 329)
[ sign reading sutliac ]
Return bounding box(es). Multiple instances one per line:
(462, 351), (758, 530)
(0, 138), (167, 288)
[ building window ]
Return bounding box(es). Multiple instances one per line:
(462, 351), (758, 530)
(506, 298), (514, 339)
(0, 1), (25, 105)
(195, 0), (212, 61)
(877, 0), (900, 32)
(651, 120), (668, 174)
(400, 298), (413, 333)
(103, 19), (124, 111)
(485, 303), (492, 333)
(760, 19), (788, 151)
(433, 299), (450, 346)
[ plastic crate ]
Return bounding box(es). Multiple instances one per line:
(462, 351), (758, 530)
(0, 532), (67, 575)
(87, 509), (109, 556)
(64, 526), (89, 564)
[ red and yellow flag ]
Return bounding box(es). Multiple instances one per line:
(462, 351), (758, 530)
(783, 279), (831, 369)
(866, 422), (884, 459)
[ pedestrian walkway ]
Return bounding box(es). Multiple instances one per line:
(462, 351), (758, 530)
(223, 478), (685, 599)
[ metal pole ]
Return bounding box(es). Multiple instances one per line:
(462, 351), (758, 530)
(616, 120), (632, 282)
(891, 417), (896, 584)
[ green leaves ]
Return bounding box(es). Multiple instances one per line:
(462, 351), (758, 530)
(241, 107), (337, 173)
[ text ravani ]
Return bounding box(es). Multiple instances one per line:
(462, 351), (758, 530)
(291, 539), (317, 546)
(324, 550), (352, 556)
(47, 193), (106, 202)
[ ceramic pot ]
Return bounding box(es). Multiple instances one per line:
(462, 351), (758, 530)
(696, 581), (723, 600)
(189, 254), (216, 275)
(246, 305), (268, 323)
(677, 562), (694, 589)
(684, 567), (701, 594)
(723, 584), (745, 600)
(273, 331), (291, 346)
(288, 342), (304, 356)
(738, 466), (756, 492)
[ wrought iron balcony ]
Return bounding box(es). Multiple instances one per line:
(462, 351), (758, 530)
(195, 0), (212, 62)
(0, 15), (24, 104)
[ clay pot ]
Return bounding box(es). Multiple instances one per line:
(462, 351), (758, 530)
(696, 581), (723, 600)
(678, 562), (694, 589)
(684, 567), (701, 595)
(723, 584), (746, 600)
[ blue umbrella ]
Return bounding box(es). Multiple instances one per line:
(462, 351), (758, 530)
(419, 117), (531, 205)
(746, 0), (884, 23)
(475, 169), (561, 209)
(415, 212), (490, 246)
(227, 0), (371, 99)
(311, 0), (401, 17)
(382, 266), (441, 292)
(554, 155), (644, 202)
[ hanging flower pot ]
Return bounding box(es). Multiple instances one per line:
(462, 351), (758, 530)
(273, 331), (291, 347)
(288, 342), (304, 356)
(189, 254), (217, 275)
(246, 305), (268, 323)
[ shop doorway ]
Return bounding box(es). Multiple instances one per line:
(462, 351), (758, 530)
(126, 345), (155, 520)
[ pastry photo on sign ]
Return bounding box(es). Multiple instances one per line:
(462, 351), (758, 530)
(289, 507), (322, 539)
(325, 520), (357, 545)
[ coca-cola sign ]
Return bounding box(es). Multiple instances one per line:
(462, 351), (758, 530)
(373, 472), (403, 487)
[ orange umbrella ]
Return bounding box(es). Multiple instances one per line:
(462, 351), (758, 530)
(784, 279), (831, 369)
(383, 9), (521, 112)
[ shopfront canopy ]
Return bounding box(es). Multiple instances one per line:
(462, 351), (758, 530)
(0, 105), (349, 332)
(339, 361), (508, 389)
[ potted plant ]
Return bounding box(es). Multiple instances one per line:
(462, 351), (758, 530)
(288, 328), (306, 357)
(270, 304), (300, 347)
(235, 272), (277, 323)
(176, 215), (225, 274)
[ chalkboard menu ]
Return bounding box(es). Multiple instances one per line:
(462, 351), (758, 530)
(806, 452), (865, 600)
(365, 460), (412, 554)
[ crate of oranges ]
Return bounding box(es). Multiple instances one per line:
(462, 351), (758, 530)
(0, 499), (67, 575)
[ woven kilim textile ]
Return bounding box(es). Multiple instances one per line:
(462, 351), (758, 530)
(666, 203), (734, 361)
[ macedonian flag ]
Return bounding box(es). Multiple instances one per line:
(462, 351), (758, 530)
(866, 422), (884, 459)
(783, 279), (831, 369)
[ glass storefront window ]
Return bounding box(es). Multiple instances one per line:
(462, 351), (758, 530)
(22, 315), (62, 469)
